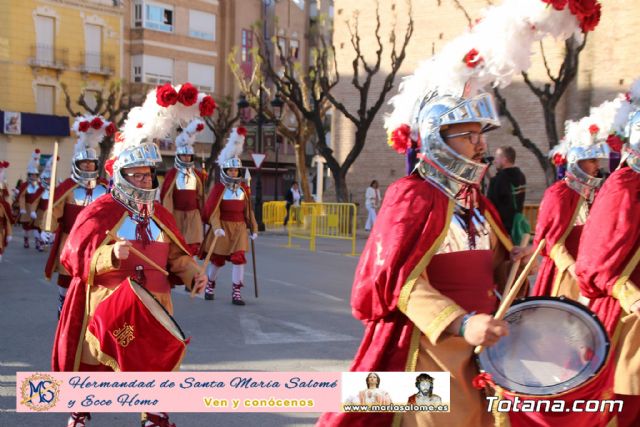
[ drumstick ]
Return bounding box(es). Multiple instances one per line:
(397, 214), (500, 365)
(621, 313), (637, 323)
(105, 230), (169, 276)
(502, 233), (531, 298)
(190, 234), (219, 298)
(474, 239), (546, 355)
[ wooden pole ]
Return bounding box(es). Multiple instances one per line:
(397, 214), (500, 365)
(44, 142), (59, 231)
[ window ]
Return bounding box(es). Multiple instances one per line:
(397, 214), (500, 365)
(289, 39), (299, 60)
(144, 2), (173, 32)
(187, 62), (215, 92)
(84, 24), (102, 71)
(84, 90), (101, 111)
(133, 1), (142, 27)
(35, 15), (55, 65)
(241, 29), (253, 76)
(131, 54), (173, 84)
(189, 10), (215, 41)
(36, 85), (55, 115)
(277, 36), (286, 62)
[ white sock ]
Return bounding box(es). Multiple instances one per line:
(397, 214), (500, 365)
(58, 286), (68, 298)
(206, 263), (221, 282)
(232, 264), (245, 284)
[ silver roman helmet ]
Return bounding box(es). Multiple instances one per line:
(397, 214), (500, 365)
(174, 119), (205, 173)
(71, 115), (114, 189)
(623, 109), (640, 173)
(26, 149), (41, 182)
(217, 127), (247, 187)
(413, 90), (500, 196)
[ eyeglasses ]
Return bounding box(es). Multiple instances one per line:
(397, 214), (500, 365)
(123, 171), (155, 181)
(444, 131), (486, 145)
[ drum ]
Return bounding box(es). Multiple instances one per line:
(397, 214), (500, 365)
(477, 296), (610, 397)
(86, 277), (189, 372)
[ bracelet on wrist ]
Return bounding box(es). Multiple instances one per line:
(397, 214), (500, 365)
(459, 311), (477, 337)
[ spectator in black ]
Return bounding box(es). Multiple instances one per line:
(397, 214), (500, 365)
(283, 181), (302, 226)
(487, 146), (526, 238)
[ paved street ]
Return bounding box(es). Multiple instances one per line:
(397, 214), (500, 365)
(0, 228), (368, 426)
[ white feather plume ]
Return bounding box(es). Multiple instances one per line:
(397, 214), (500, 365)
(217, 128), (245, 166)
(384, 0), (581, 135)
(175, 119), (205, 150)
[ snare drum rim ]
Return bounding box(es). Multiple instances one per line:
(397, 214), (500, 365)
(128, 278), (188, 341)
(475, 296), (612, 398)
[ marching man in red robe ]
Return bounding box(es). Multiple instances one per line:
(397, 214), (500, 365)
(576, 88), (640, 427)
(200, 127), (258, 305)
(532, 102), (614, 301)
(52, 83), (215, 427)
(0, 161), (13, 261)
(160, 118), (207, 254)
(17, 149), (45, 250)
(41, 115), (113, 317)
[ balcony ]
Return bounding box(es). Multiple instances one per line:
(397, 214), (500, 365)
(80, 52), (115, 76)
(28, 44), (68, 70)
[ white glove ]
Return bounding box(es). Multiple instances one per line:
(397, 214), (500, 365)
(30, 211), (37, 220)
(20, 209), (26, 215)
(6, 235), (12, 242)
(214, 228), (225, 237)
(250, 233), (258, 241)
(40, 231), (54, 244)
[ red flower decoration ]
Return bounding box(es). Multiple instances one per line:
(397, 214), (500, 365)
(569, 0), (601, 33)
(389, 124), (414, 154)
(136, 122), (144, 129)
(35, 149), (41, 154)
(104, 158), (115, 178)
(156, 83), (179, 107)
(90, 117), (104, 130)
(626, 92), (632, 103)
(542, 0), (568, 10)
(237, 126), (247, 137)
(78, 121), (90, 132)
(115, 132), (124, 143)
(463, 48), (483, 68)
(606, 134), (624, 152)
(104, 122), (116, 137)
(196, 123), (205, 132)
(177, 83), (199, 107)
(199, 95), (217, 117)
(553, 153), (567, 166)
(472, 372), (495, 390)
(589, 124), (599, 135)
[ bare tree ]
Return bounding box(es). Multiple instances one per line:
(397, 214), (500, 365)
(61, 80), (134, 177)
(202, 95), (241, 189)
(229, 47), (320, 202)
(494, 35), (588, 185)
(255, 1), (414, 202)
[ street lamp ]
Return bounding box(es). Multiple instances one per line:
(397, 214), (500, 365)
(270, 94), (285, 200)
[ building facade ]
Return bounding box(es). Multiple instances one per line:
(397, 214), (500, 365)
(0, 0), (123, 189)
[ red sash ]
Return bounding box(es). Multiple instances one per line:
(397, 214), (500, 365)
(94, 241), (171, 294)
(173, 189), (198, 211)
(220, 199), (245, 222)
(427, 250), (497, 314)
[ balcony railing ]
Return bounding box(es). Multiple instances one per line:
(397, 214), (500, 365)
(80, 52), (115, 76)
(28, 44), (68, 70)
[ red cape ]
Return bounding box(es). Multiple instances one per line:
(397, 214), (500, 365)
(159, 167), (206, 202)
(317, 174), (510, 427)
(52, 194), (191, 371)
(576, 166), (640, 334)
(0, 199), (12, 248)
(531, 180), (582, 296)
(44, 178), (80, 279)
(18, 181), (44, 201)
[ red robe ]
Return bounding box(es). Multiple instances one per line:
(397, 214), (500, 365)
(531, 180), (583, 297)
(51, 194), (190, 372)
(576, 166), (640, 333)
(44, 178), (80, 280)
(17, 182), (44, 228)
(317, 174), (510, 427)
(159, 167), (206, 204)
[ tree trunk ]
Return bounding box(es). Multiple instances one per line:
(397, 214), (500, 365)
(294, 135), (313, 203)
(99, 138), (114, 180)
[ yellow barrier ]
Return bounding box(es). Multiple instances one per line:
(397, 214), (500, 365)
(262, 201), (287, 229)
(523, 203), (539, 233)
(286, 202), (358, 256)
